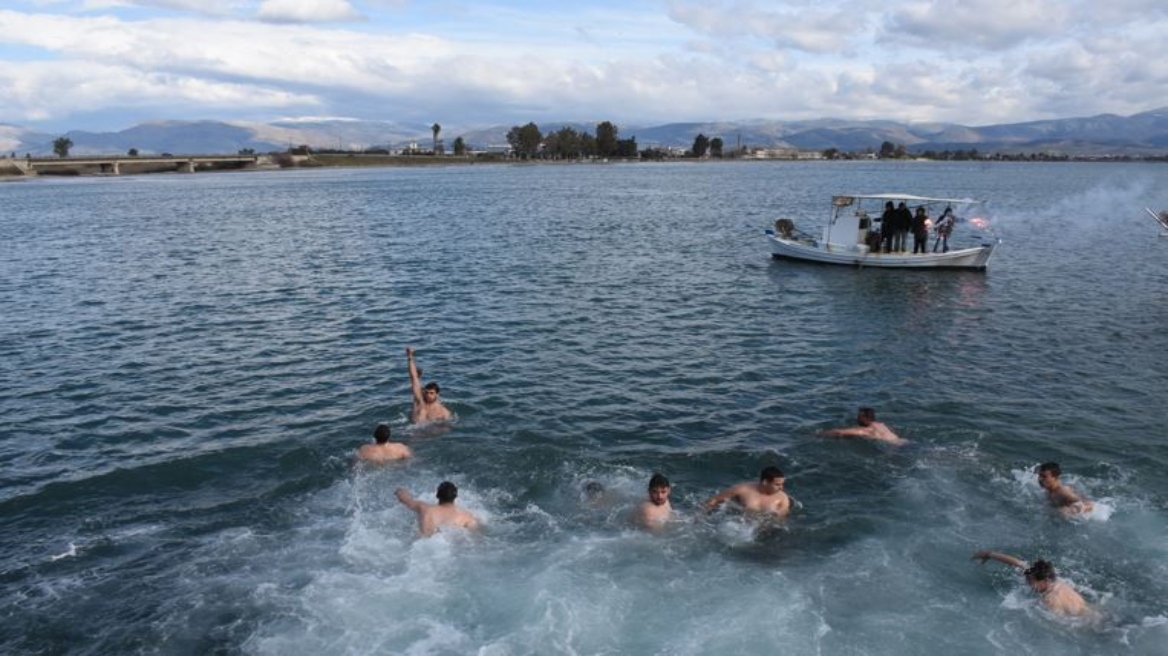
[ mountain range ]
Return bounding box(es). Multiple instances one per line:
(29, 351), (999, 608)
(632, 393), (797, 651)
(4, 108), (1168, 158)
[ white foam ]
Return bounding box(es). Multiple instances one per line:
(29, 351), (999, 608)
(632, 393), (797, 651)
(48, 542), (77, 561)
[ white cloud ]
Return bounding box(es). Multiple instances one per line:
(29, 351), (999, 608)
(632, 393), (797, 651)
(0, 59), (317, 124)
(0, 1), (1166, 131)
(256, 0), (362, 23)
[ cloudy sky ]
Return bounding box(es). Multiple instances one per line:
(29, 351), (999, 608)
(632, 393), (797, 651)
(1, 0), (1166, 133)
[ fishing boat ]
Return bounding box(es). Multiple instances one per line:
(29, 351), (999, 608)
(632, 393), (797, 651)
(765, 193), (999, 270)
(1144, 207), (1168, 237)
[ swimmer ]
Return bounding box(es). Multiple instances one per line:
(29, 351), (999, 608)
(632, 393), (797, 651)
(357, 423), (412, 464)
(1036, 462), (1095, 516)
(395, 481), (481, 537)
(972, 550), (1096, 617)
(819, 407), (906, 445)
(635, 473), (673, 531)
(704, 466), (790, 519)
(407, 347), (452, 424)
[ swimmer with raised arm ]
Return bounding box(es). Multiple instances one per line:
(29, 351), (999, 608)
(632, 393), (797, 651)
(972, 550), (1095, 617)
(704, 466), (790, 519)
(395, 481), (481, 537)
(1036, 462), (1095, 516)
(357, 423), (412, 464)
(407, 347), (451, 424)
(819, 407), (906, 445)
(635, 473), (674, 531)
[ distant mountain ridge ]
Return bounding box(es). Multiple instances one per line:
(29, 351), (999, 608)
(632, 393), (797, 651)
(4, 108), (1168, 157)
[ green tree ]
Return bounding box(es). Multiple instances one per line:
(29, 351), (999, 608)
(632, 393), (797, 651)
(822, 147), (840, 160)
(710, 137), (724, 158)
(506, 122), (543, 159)
(431, 123), (442, 154)
(596, 121), (619, 157)
(127, 148), (139, 157)
(543, 126), (574, 160)
(616, 137), (638, 158)
(878, 141), (896, 158)
(690, 133), (710, 158)
(452, 136), (467, 156)
(53, 136), (73, 158)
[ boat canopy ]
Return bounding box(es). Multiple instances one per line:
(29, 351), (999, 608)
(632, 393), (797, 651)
(832, 193), (985, 206)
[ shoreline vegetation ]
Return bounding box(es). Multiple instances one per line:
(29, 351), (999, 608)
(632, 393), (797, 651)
(9, 118), (1167, 178)
(4, 150), (1166, 180)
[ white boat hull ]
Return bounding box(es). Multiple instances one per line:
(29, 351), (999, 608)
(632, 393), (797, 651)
(766, 233), (997, 270)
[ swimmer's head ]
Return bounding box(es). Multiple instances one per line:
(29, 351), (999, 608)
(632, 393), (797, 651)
(857, 407), (876, 426)
(436, 481), (458, 504)
(1036, 462), (1061, 489)
(760, 466), (784, 482)
(583, 481), (605, 500)
(373, 423), (391, 444)
(1024, 560), (1057, 590)
(423, 382), (441, 403)
(760, 466), (785, 493)
(648, 473), (671, 506)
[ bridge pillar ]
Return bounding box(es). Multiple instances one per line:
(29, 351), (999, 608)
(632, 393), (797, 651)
(183, 160), (195, 173)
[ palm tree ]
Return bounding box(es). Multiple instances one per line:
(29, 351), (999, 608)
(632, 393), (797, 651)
(431, 123), (441, 154)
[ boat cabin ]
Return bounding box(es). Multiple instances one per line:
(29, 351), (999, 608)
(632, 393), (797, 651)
(822, 195), (875, 253)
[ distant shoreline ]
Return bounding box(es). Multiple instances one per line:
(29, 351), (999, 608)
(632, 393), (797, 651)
(4, 152), (1164, 179)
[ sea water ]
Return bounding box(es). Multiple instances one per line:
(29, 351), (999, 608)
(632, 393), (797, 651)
(1, 160), (1167, 655)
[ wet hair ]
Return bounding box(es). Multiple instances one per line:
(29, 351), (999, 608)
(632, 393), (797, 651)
(373, 423), (391, 444)
(436, 481), (458, 504)
(1037, 462), (1061, 477)
(648, 473), (670, 490)
(858, 407), (876, 422)
(583, 481), (605, 499)
(424, 381), (441, 394)
(760, 466), (784, 482)
(1024, 560), (1056, 582)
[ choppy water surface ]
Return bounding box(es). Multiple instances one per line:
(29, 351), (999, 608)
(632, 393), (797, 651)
(2, 161), (1167, 655)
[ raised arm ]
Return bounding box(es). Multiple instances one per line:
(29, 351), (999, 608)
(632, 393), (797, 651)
(972, 549), (1027, 569)
(406, 347), (423, 406)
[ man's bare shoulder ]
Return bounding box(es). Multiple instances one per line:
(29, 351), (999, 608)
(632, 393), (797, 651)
(358, 443), (411, 463)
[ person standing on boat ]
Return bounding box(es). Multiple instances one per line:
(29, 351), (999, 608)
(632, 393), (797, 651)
(933, 206), (956, 253)
(912, 206), (931, 254)
(881, 201), (897, 253)
(894, 202), (912, 252)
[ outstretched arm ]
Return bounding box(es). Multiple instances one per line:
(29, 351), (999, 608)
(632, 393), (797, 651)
(704, 485), (741, 512)
(972, 549), (1026, 569)
(819, 426), (869, 438)
(395, 487), (423, 512)
(407, 347), (423, 406)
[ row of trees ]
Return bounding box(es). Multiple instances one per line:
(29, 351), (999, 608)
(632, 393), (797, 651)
(504, 122), (737, 160)
(505, 121), (641, 160)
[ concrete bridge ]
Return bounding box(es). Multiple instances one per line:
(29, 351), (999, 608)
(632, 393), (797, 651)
(14, 154), (261, 175)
